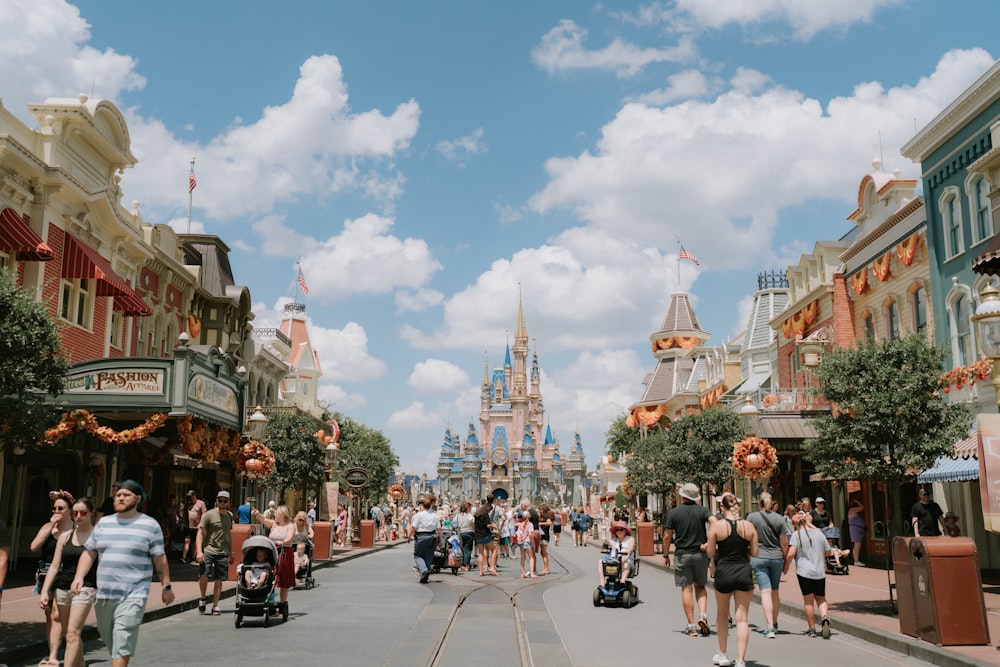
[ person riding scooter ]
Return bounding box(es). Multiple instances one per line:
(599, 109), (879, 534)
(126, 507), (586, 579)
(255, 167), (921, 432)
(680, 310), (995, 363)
(599, 521), (635, 587)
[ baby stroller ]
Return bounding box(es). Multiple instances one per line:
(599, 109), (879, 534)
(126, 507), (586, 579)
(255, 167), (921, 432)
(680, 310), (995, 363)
(294, 540), (316, 590)
(593, 542), (639, 608)
(822, 526), (849, 575)
(235, 535), (288, 627)
(431, 531), (461, 575)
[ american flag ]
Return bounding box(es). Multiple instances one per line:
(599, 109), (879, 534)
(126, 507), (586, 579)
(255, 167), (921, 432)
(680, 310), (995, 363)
(188, 163), (197, 194)
(679, 245), (700, 265)
(297, 265), (309, 294)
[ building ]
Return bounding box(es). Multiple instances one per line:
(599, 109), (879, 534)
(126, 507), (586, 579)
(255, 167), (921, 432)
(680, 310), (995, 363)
(436, 295), (586, 505)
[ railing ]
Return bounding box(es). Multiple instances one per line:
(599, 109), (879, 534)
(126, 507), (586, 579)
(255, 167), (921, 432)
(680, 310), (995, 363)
(720, 387), (832, 412)
(253, 327), (292, 347)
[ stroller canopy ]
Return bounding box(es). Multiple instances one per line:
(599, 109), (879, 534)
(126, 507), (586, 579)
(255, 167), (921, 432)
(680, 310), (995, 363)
(242, 535), (279, 561)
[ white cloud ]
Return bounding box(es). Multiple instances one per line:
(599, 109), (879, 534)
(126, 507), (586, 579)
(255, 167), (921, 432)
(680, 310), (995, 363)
(529, 50), (995, 271)
(436, 128), (487, 164)
(386, 401), (443, 430)
(673, 0), (904, 40)
(408, 359), (470, 393)
(532, 19), (697, 77)
(395, 288), (444, 313)
(632, 69), (719, 105)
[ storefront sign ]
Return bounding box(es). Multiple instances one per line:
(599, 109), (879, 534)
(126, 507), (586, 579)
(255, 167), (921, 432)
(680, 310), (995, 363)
(65, 369), (164, 394)
(187, 374), (238, 414)
(344, 468), (369, 488)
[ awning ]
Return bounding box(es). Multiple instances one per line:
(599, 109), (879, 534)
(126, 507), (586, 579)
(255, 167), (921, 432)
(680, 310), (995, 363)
(917, 455), (979, 484)
(0, 207), (54, 261)
(112, 291), (153, 316)
(63, 235), (152, 315)
(972, 233), (1000, 276)
(736, 371), (771, 394)
(759, 415), (818, 440)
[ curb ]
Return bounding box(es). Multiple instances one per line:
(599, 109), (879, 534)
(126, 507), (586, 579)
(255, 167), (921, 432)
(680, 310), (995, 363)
(637, 551), (995, 667)
(0, 542), (399, 666)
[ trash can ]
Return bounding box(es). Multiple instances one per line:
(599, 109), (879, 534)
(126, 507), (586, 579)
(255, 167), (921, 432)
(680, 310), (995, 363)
(312, 521), (331, 560)
(909, 536), (990, 646)
(228, 524), (255, 581)
(359, 519), (375, 548)
(892, 536), (917, 638)
(637, 522), (655, 557)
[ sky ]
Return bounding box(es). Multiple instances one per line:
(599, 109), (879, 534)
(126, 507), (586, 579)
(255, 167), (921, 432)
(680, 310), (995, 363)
(1, 1), (997, 477)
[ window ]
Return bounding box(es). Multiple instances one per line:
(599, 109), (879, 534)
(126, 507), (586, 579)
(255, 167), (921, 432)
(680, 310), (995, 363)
(0, 250), (8, 270)
(940, 187), (964, 258)
(863, 313), (875, 343)
(967, 175), (993, 244)
(912, 286), (928, 336)
(886, 300), (900, 340)
(954, 295), (973, 366)
(60, 279), (93, 328)
(109, 310), (123, 348)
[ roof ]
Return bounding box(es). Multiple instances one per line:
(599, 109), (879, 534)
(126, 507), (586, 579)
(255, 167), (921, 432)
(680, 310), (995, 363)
(758, 415), (818, 440)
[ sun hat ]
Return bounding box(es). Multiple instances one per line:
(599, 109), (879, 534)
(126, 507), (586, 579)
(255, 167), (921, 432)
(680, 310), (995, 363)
(678, 483), (700, 502)
(611, 520), (631, 536)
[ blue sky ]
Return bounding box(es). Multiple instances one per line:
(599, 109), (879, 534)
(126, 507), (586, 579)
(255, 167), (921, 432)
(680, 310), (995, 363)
(1, 1), (997, 476)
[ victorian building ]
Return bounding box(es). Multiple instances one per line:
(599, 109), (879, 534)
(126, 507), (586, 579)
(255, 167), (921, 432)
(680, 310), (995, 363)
(436, 296), (586, 505)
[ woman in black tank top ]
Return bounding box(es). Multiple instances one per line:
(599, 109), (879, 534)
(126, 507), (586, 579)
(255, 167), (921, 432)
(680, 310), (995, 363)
(706, 494), (759, 667)
(38, 497), (97, 667)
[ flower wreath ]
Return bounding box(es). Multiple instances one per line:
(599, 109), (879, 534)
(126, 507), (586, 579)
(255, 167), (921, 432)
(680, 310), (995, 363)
(177, 415), (241, 463)
(731, 436), (778, 480)
(237, 440), (276, 480)
(44, 409), (168, 446)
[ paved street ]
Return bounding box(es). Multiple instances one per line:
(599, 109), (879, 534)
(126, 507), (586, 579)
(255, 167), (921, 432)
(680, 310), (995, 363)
(7, 542), (947, 666)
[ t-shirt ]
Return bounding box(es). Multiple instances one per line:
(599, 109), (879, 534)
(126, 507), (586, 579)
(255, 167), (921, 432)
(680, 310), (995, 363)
(187, 499), (207, 530)
(747, 510), (788, 560)
(911, 500), (943, 536)
(86, 513), (165, 600)
(474, 504), (493, 539)
(789, 526), (829, 580)
(236, 503), (252, 524)
(198, 508), (233, 556)
(577, 512), (592, 531)
(307, 508), (317, 526)
(664, 502), (712, 555)
(411, 508), (440, 534)
(810, 509), (833, 530)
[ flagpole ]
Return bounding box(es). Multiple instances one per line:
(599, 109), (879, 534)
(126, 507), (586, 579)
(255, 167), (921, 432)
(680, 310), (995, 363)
(676, 235), (681, 288)
(296, 259), (301, 301)
(187, 157), (196, 234)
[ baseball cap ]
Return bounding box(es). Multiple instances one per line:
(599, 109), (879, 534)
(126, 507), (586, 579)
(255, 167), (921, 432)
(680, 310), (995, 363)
(187, 490), (196, 497)
(815, 497), (826, 503)
(217, 490), (231, 500)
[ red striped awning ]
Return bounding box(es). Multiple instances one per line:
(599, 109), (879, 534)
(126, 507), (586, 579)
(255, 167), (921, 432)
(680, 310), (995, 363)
(62, 235), (152, 315)
(0, 208), (54, 261)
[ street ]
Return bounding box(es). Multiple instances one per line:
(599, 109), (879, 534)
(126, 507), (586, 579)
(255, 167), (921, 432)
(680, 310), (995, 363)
(11, 542), (939, 667)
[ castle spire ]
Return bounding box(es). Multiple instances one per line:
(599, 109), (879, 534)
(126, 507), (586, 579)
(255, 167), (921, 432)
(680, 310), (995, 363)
(516, 284), (527, 342)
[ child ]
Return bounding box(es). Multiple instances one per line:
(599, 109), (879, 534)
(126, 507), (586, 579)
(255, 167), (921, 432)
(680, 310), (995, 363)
(943, 512), (961, 537)
(294, 542), (309, 586)
(244, 547), (272, 589)
(516, 510), (535, 578)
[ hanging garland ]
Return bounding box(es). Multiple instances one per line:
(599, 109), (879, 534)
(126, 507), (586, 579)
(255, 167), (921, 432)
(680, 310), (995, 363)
(237, 440), (276, 480)
(44, 409), (168, 446)
(177, 415), (241, 462)
(731, 436), (778, 480)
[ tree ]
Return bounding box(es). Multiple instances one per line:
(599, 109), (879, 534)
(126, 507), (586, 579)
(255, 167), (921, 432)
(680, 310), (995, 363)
(623, 430), (675, 518)
(332, 414), (399, 503)
(263, 411), (328, 505)
(0, 270), (68, 447)
(661, 409), (744, 493)
(803, 334), (973, 533)
(606, 414), (643, 460)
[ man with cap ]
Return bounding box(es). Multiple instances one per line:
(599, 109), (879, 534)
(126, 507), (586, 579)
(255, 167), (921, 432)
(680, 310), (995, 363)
(910, 488), (944, 536)
(196, 490), (234, 615)
(72, 480), (173, 666)
(663, 482), (717, 637)
(181, 490), (207, 564)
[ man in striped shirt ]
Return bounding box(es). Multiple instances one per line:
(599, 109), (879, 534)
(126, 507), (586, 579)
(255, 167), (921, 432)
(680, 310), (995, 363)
(72, 480), (174, 667)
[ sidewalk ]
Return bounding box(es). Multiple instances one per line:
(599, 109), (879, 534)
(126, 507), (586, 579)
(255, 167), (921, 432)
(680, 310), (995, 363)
(0, 536), (405, 666)
(631, 543), (1000, 667)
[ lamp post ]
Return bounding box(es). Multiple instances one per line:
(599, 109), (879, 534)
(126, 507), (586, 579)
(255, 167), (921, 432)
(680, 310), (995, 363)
(974, 282), (1000, 405)
(739, 396), (760, 437)
(243, 406), (268, 505)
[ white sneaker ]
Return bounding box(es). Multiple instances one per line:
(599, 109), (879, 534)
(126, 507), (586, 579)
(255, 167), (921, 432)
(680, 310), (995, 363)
(712, 653), (732, 666)
(734, 661), (746, 667)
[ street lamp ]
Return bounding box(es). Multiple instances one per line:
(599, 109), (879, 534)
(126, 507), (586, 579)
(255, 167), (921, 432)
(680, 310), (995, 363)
(739, 396), (761, 436)
(247, 406), (268, 441)
(974, 282), (1000, 403)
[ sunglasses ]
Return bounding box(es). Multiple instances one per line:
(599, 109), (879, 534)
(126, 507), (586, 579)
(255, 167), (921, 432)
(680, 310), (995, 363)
(217, 499), (230, 503)
(72, 510), (90, 517)
(52, 506), (68, 512)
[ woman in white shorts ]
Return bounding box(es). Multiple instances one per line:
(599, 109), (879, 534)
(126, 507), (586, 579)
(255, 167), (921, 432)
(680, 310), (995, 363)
(40, 497), (98, 667)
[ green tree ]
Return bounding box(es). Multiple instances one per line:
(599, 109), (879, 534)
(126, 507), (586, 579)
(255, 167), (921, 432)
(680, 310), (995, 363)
(606, 414), (643, 460)
(803, 334), (973, 533)
(623, 430), (675, 517)
(0, 270), (68, 447)
(661, 408), (744, 493)
(263, 411), (328, 505)
(332, 414), (399, 503)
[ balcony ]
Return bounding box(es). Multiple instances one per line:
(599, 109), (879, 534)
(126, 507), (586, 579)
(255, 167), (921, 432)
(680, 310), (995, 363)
(253, 327), (292, 348)
(721, 387), (832, 414)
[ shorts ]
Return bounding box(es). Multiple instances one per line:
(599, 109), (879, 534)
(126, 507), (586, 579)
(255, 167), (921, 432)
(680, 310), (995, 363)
(519, 539), (533, 550)
(200, 551), (229, 581)
(796, 574), (827, 598)
(553, 525), (562, 534)
(183, 527), (198, 541)
(500, 536), (510, 545)
(751, 557), (783, 590)
(673, 552), (709, 587)
(56, 586), (97, 606)
(95, 597), (147, 659)
(475, 534), (494, 546)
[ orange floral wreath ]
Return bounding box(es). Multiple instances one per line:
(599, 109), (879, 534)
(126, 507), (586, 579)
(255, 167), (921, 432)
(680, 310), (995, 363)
(177, 415), (241, 463)
(731, 436), (778, 480)
(237, 440), (276, 480)
(44, 409), (168, 446)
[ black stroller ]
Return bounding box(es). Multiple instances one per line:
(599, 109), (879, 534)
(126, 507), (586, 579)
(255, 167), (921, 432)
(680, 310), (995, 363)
(431, 531), (461, 575)
(235, 535), (288, 627)
(294, 540), (316, 590)
(822, 526), (849, 575)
